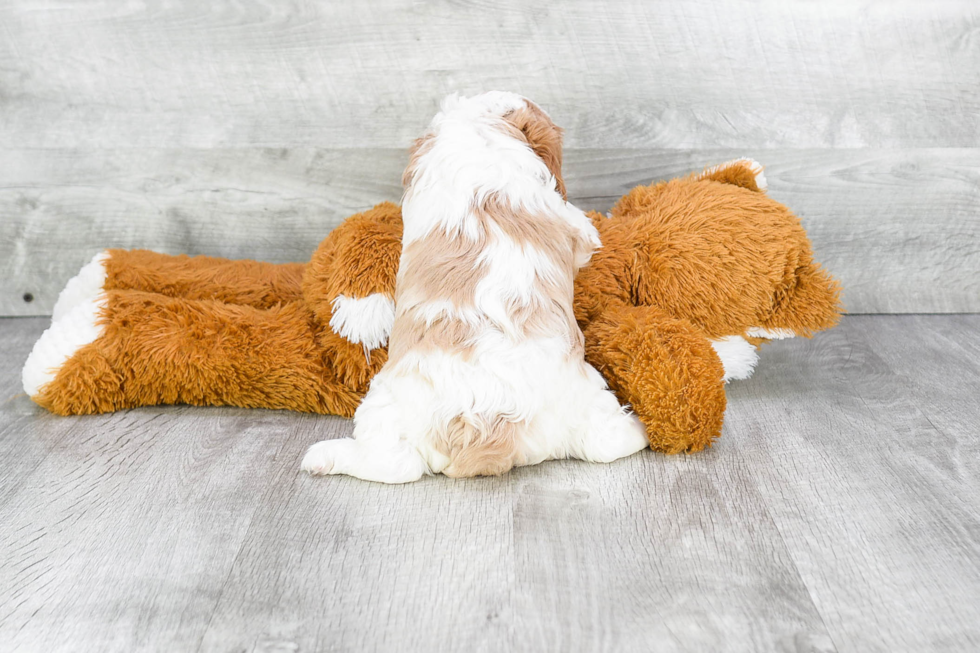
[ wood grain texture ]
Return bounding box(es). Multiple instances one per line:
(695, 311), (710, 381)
(0, 319), (335, 651)
(3, 148), (978, 316)
(0, 0), (977, 149)
(195, 453), (834, 653)
(725, 316), (980, 652)
(2, 0), (978, 315)
(2, 315), (979, 651)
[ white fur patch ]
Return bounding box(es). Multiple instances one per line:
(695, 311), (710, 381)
(329, 293), (395, 350)
(23, 297), (106, 397)
(746, 327), (796, 340)
(701, 157), (767, 191)
(52, 251), (109, 323)
(710, 335), (759, 383)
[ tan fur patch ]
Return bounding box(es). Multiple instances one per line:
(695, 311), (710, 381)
(397, 227), (486, 310)
(386, 315), (479, 366)
(394, 193), (586, 356)
(477, 195), (577, 272)
(475, 195), (583, 351)
(436, 415), (523, 477)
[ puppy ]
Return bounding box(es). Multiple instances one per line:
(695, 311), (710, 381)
(301, 92), (648, 483)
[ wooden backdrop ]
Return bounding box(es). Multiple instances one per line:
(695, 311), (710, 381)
(1, 0), (978, 316)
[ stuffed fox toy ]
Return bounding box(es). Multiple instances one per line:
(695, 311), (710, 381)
(22, 158), (841, 454)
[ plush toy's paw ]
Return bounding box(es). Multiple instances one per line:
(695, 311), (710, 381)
(22, 296), (106, 398)
(698, 158), (767, 192)
(328, 293), (395, 351)
(745, 327), (796, 340)
(709, 335), (759, 382)
(51, 251), (109, 323)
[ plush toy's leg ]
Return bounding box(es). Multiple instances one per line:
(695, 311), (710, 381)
(25, 289), (361, 416)
(758, 261), (844, 338)
(583, 305), (727, 454)
(52, 249), (306, 321)
(302, 203), (404, 353)
(695, 158), (768, 192)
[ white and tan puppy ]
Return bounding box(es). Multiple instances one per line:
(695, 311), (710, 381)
(301, 92), (648, 483)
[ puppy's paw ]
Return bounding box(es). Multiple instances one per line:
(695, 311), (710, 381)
(301, 439), (353, 475)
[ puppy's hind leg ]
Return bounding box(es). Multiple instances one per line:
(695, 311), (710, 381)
(301, 437), (426, 484)
(301, 381), (429, 484)
(568, 367), (650, 464)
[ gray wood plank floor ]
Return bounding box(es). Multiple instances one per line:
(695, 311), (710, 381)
(1, 315), (978, 652)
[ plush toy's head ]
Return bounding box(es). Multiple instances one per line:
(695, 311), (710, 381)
(573, 159), (842, 453)
(577, 160), (841, 340)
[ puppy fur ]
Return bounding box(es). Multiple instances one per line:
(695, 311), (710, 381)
(301, 92), (648, 483)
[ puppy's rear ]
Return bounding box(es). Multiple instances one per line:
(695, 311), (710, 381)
(302, 92), (648, 483)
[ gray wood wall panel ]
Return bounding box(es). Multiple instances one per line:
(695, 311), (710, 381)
(3, 148), (978, 316)
(1, 0), (978, 315)
(0, 0), (977, 149)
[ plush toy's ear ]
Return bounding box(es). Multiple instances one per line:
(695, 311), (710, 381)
(695, 158), (768, 192)
(502, 101), (567, 199)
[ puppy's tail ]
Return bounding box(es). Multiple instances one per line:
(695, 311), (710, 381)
(437, 415), (521, 478)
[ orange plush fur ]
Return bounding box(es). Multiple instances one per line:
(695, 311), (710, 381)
(27, 161), (841, 453)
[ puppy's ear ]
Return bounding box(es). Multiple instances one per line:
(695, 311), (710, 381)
(402, 134), (435, 188)
(503, 102), (567, 199)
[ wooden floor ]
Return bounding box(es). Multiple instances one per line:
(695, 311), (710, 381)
(1, 315), (978, 652)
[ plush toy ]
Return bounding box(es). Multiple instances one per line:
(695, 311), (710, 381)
(21, 159), (841, 454)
